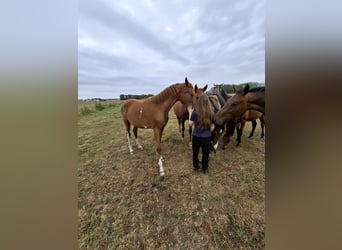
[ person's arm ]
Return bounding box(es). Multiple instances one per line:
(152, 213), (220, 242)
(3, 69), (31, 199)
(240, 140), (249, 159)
(189, 109), (195, 127)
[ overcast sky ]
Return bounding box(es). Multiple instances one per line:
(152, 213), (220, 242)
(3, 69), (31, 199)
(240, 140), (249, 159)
(78, 0), (264, 99)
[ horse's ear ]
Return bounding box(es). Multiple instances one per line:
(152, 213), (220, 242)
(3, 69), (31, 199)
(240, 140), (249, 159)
(203, 84), (208, 92)
(185, 77), (189, 86)
(233, 85), (237, 93)
(243, 84), (250, 95)
(194, 84), (198, 93)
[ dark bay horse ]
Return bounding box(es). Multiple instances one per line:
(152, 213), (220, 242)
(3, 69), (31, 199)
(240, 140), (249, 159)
(121, 78), (194, 179)
(205, 84), (236, 151)
(214, 84), (265, 127)
(222, 110), (265, 149)
(173, 84), (207, 142)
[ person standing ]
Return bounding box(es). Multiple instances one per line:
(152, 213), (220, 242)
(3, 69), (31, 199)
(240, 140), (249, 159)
(189, 94), (215, 173)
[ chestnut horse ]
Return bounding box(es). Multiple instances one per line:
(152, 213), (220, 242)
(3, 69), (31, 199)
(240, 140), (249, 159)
(222, 110), (265, 149)
(121, 78), (194, 179)
(214, 84), (265, 127)
(173, 84), (207, 142)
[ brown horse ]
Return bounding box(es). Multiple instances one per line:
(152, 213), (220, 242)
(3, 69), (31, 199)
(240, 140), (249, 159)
(222, 110), (265, 149)
(173, 84), (207, 142)
(204, 84), (236, 152)
(121, 78), (194, 179)
(214, 84), (265, 127)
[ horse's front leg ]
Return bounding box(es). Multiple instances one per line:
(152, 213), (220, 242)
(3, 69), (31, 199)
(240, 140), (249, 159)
(154, 127), (164, 180)
(133, 127), (143, 150)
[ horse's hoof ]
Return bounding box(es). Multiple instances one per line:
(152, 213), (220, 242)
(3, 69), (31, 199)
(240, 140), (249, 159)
(130, 151), (134, 154)
(159, 175), (165, 181)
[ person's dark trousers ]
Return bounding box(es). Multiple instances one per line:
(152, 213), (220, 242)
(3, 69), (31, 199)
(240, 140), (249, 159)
(192, 135), (211, 172)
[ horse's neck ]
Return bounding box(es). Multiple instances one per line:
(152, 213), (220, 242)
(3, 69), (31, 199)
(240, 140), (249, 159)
(220, 90), (229, 102)
(207, 91), (225, 107)
(218, 94), (227, 106)
(151, 86), (179, 112)
(208, 95), (221, 111)
(247, 93), (265, 113)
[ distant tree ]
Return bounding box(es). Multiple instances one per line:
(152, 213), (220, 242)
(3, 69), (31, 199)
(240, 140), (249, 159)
(119, 94), (154, 100)
(222, 84), (234, 94)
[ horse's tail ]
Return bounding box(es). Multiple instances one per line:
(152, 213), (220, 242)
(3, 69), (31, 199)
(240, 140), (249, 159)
(121, 101), (131, 136)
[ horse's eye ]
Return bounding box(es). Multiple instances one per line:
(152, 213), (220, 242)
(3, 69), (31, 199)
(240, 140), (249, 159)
(231, 102), (237, 106)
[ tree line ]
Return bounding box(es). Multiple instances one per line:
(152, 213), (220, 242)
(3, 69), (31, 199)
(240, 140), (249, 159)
(120, 94), (154, 100)
(119, 82), (264, 99)
(220, 82), (264, 94)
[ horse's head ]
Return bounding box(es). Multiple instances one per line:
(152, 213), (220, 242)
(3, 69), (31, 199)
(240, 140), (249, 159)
(206, 84), (230, 106)
(214, 84), (250, 126)
(177, 77), (195, 109)
(192, 84), (208, 108)
(210, 126), (223, 153)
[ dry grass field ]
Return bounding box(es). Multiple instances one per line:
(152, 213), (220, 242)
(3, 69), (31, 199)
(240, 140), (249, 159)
(78, 100), (265, 249)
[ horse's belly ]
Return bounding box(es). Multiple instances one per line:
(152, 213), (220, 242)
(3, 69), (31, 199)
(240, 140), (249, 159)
(130, 118), (153, 129)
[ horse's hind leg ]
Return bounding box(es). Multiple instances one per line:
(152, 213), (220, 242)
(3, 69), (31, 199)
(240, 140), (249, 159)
(248, 120), (257, 138)
(153, 127), (164, 180)
(177, 117), (182, 137)
(260, 115), (265, 138)
(133, 127), (143, 150)
(181, 119), (185, 138)
(124, 120), (134, 154)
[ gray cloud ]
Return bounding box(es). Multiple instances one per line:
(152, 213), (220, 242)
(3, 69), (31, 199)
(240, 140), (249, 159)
(78, 0), (265, 99)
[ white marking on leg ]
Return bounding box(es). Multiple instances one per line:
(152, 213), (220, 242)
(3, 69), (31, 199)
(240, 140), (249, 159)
(214, 142), (218, 150)
(136, 138), (143, 150)
(158, 156), (165, 176)
(126, 133), (133, 154)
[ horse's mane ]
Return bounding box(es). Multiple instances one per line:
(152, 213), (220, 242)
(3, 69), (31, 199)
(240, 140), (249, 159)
(147, 84), (179, 104)
(219, 87), (230, 100)
(236, 86), (265, 94)
(206, 85), (230, 105)
(249, 86), (265, 93)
